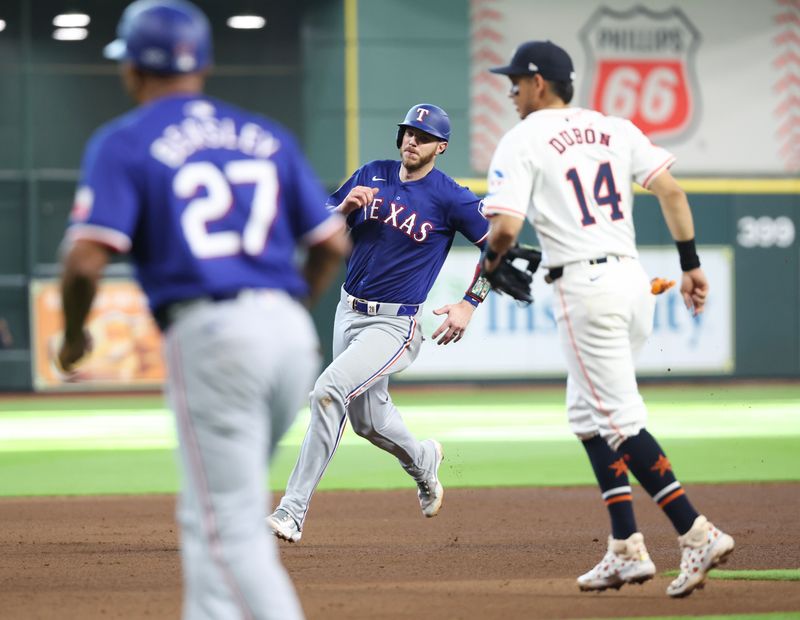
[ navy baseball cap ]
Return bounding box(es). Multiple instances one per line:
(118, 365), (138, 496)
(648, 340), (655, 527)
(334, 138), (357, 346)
(104, 0), (212, 74)
(490, 40), (575, 82)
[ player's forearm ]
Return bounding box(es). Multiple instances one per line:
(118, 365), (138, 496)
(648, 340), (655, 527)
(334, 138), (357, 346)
(651, 181), (701, 271)
(59, 241), (109, 341)
(303, 232), (350, 306)
(487, 214), (524, 254)
(484, 214), (523, 272)
(61, 273), (96, 341)
(649, 171), (695, 242)
(657, 189), (695, 242)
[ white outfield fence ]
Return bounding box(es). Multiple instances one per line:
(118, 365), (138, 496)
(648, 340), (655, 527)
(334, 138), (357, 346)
(401, 246), (733, 381)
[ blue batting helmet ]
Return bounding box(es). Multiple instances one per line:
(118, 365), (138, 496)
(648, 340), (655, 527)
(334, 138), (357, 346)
(103, 0), (212, 75)
(396, 103), (451, 149)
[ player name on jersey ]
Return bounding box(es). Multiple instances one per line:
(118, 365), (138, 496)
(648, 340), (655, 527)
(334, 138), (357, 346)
(151, 109), (281, 168)
(549, 128), (611, 155)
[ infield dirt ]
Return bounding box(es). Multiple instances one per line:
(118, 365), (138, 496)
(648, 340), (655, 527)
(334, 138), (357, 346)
(2, 483), (798, 619)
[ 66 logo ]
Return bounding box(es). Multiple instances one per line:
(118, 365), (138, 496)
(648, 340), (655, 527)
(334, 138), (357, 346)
(579, 6), (701, 141)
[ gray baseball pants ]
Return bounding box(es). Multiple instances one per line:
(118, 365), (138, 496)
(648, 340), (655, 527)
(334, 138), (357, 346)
(278, 289), (438, 527)
(164, 290), (317, 620)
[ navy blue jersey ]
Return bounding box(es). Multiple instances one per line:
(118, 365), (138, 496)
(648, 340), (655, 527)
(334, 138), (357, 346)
(329, 160), (488, 305)
(66, 94), (341, 311)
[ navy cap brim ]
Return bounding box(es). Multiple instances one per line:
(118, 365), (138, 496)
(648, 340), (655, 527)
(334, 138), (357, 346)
(489, 65), (518, 75)
(103, 39), (128, 61)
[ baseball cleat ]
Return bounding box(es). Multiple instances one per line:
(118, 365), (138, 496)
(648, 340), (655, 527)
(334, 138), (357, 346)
(577, 532), (656, 592)
(666, 515), (735, 598)
(266, 508), (302, 543)
(417, 439), (444, 518)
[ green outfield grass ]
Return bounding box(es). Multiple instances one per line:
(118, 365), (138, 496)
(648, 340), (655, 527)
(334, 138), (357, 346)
(0, 383), (798, 496)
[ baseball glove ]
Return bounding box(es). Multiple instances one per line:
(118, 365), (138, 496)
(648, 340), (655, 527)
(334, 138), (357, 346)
(482, 244), (542, 304)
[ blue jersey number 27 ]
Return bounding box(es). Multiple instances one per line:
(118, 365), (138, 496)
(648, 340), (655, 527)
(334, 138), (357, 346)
(174, 160), (279, 259)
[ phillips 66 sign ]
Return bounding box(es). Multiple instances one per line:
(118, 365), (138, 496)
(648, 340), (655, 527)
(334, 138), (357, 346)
(471, 0), (791, 173)
(579, 6), (701, 142)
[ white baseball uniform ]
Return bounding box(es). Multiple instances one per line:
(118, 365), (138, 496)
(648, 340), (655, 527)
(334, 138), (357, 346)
(483, 106), (675, 449)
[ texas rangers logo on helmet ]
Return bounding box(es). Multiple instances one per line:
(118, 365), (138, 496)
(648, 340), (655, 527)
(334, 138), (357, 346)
(579, 6), (701, 142)
(415, 107), (431, 122)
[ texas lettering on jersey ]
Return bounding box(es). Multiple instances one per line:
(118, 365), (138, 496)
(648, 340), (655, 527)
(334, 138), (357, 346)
(358, 197), (433, 243)
(330, 160), (488, 305)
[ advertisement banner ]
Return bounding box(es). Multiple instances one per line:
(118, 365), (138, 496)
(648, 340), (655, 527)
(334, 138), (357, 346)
(470, 0), (799, 174)
(580, 6), (700, 141)
(399, 246), (733, 381)
(31, 279), (165, 391)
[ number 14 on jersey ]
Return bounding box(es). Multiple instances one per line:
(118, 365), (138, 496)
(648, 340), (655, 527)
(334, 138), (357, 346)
(565, 162), (623, 227)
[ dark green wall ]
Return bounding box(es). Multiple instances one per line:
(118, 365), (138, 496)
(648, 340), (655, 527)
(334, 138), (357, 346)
(1, 0), (798, 390)
(302, 0), (346, 187)
(0, 0), (311, 389)
(634, 193), (800, 378)
(357, 0), (472, 179)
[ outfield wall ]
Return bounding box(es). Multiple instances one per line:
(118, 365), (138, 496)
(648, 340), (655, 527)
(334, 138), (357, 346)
(0, 0), (797, 390)
(22, 189), (800, 391)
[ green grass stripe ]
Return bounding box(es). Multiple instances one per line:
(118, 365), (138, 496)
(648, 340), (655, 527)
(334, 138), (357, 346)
(0, 436), (797, 496)
(661, 569), (800, 581)
(0, 383), (797, 496)
(1, 397), (798, 452)
(0, 395), (166, 412)
(390, 384), (800, 408)
(1, 382), (799, 412)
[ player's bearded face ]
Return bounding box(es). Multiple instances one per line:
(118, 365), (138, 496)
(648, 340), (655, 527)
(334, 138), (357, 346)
(400, 129), (442, 171)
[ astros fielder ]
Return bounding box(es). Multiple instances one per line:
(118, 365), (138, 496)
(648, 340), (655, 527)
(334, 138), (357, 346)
(481, 40), (734, 598)
(57, 1), (348, 618)
(267, 104), (490, 542)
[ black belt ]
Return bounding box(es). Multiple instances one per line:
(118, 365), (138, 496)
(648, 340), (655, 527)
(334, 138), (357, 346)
(546, 257), (611, 283)
(153, 291), (241, 331)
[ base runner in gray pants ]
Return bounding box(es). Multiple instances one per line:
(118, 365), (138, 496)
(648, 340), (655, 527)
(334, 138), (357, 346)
(267, 103), (491, 542)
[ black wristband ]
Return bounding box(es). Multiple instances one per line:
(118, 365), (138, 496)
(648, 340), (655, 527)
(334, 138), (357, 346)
(484, 248), (499, 262)
(676, 239), (701, 272)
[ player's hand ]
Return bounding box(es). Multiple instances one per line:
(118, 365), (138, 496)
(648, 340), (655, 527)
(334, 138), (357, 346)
(680, 268), (709, 316)
(431, 299), (476, 345)
(56, 329), (93, 376)
(337, 186), (379, 216)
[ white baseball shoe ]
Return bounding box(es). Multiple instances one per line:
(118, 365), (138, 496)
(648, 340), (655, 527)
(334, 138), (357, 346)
(266, 508), (302, 543)
(667, 515), (735, 598)
(577, 532), (656, 591)
(417, 439), (444, 518)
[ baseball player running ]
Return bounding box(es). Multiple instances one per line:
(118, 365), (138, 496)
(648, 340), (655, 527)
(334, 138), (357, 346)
(481, 41), (734, 598)
(267, 104), (490, 542)
(57, 1), (348, 618)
